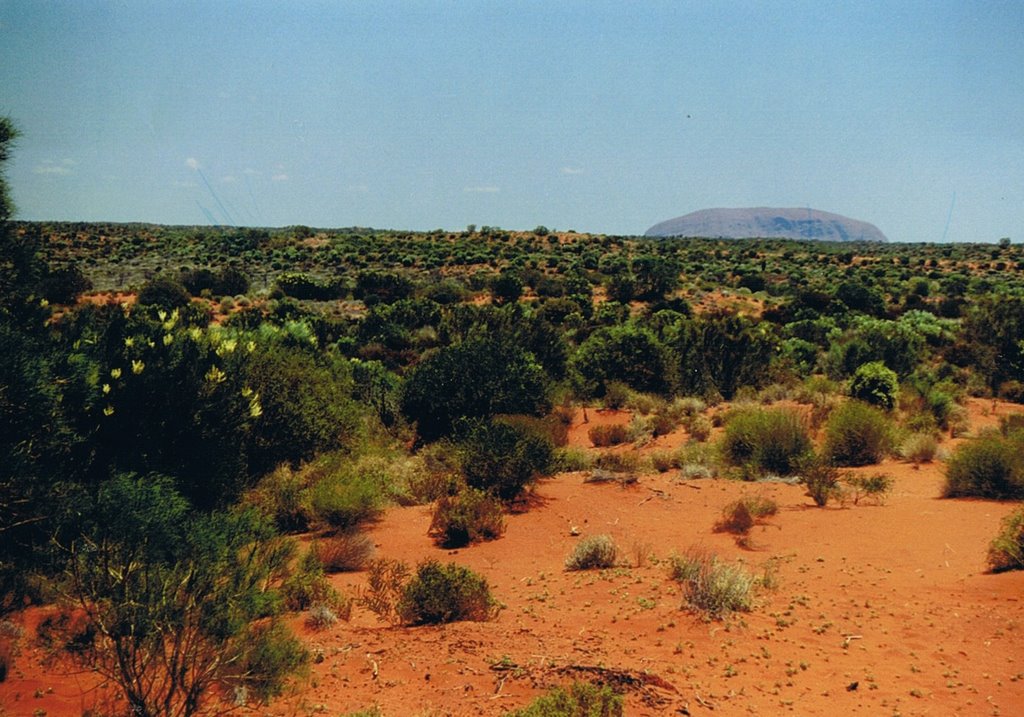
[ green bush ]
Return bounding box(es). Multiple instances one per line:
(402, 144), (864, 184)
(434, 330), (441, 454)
(720, 407), (811, 476)
(900, 432), (939, 464)
(430, 488), (505, 548)
(944, 432), (1024, 499)
(988, 508), (1024, 572)
(669, 549), (757, 619)
(849, 361), (899, 410)
(308, 470), (384, 530)
(506, 681), (624, 717)
(844, 473), (893, 505)
(822, 401), (895, 466)
(588, 423), (629, 447)
(397, 560), (496, 625)
(564, 535), (619, 571)
(244, 465), (311, 533)
(798, 454), (843, 507)
(312, 531), (375, 573)
(281, 551), (346, 612)
(461, 418), (554, 500)
(714, 495), (778, 534)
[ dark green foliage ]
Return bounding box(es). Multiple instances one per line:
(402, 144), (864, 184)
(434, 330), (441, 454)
(276, 272), (345, 301)
(181, 265), (250, 297)
(944, 432), (1024, 499)
(136, 275), (192, 308)
(401, 336), (550, 441)
(460, 418), (554, 500)
(720, 407), (811, 476)
(822, 401), (895, 466)
(41, 264), (92, 304)
(631, 254), (680, 301)
(66, 474), (306, 717)
(491, 270), (524, 304)
(354, 270), (414, 304)
(667, 313), (776, 399)
(430, 487), (505, 548)
(798, 454), (843, 507)
(572, 323), (673, 395)
(849, 361), (899, 409)
(506, 681), (624, 717)
(397, 560), (495, 625)
(988, 508), (1024, 572)
(962, 295), (1024, 390)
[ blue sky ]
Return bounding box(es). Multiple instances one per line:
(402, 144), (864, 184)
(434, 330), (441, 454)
(1, 1), (1022, 242)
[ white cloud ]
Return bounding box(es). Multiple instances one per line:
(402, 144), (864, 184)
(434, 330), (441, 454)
(220, 175), (237, 184)
(173, 180), (197, 188)
(272, 173), (290, 182)
(243, 168), (260, 176)
(346, 184), (369, 193)
(185, 157), (200, 170)
(34, 160), (72, 176)
(464, 185), (500, 193)
(561, 166), (584, 175)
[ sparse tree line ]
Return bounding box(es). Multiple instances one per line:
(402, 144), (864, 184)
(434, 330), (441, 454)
(3, 115), (1024, 715)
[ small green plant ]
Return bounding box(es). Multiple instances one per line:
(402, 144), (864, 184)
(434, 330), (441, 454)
(900, 432), (939, 464)
(565, 534), (619, 571)
(304, 603), (339, 631)
(798, 454), (843, 507)
(822, 400), (895, 466)
(308, 471), (384, 530)
(312, 530), (375, 573)
(593, 451), (641, 474)
(849, 361), (899, 410)
(720, 407), (811, 477)
(988, 508), (1024, 572)
(602, 381), (631, 410)
(844, 473), (894, 505)
(397, 560), (496, 625)
(944, 431), (1024, 499)
(714, 495), (778, 534)
(430, 487), (505, 548)
(506, 681), (624, 717)
(669, 549), (757, 619)
(281, 550), (346, 612)
(588, 423), (629, 447)
(687, 414), (713, 442)
(551, 446), (594, 472)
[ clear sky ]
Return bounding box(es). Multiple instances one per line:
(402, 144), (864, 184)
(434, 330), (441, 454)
(1, 1), (1021, 242)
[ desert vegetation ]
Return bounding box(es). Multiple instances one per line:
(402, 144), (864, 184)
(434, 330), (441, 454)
(2, 115), (1024, 716)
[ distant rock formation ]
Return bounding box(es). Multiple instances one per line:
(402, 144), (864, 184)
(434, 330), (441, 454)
(645, 207), (888, 242)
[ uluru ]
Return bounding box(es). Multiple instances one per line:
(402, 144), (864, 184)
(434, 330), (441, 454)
(645, 207), (888, 242)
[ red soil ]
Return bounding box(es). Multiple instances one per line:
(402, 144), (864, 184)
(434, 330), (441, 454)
(3, 402), (1023, 717)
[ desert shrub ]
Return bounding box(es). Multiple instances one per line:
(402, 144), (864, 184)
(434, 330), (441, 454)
(551, 447), (594, 472)
(715, 495), (778, 535)
(999, 380), (1024, 403)
(650, 450), (680, 473)
(799, 454), (843, 507)
(305, 603), (340, 631)
(312, 531), (375, 573)
(822, 401), (895, 466)
(461, 418), (554, 500)
(626, 414), (655, 444)
(281, 551), (345, 612)
(396, 560), (496, 625)
(943, 432), (1024, 499)
(1000, 413), (1024, 437)
(0, 620), (22, 683)
(359, 558), (411, 626)
(720, 407), (811, 476)
(988, 508), (1024, 572)
(308, 471), (384, 530)
(137, 275), (192, 308)
(669, 550), (757, 619)
(593, 451), (641, 474)
(849, 361), (899, 410)
(601, 381), (631, 409)
(900, 432), (939, 464)
(588, 423), (629, 447)
(565, 535), (619, 571)
(672, 396), (707, 419)
(844, 473), (894, 505)
(625, 391), (662, 415)
(244, 465), (311, 533)
(233, 621), (310, 703)
(430, 488), (505, 548)
(687, 414), (713, 441)
(507, 681), (624, 717)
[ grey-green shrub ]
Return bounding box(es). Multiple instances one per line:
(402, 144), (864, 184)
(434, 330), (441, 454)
(944, 431), (1024, 499)
(988, 508), (1024, 572)
(669, 550), (757, 619)
(397, 560), (496, 625)
(506, 681), (624, 717)
(720, 407), (811, 476)
(822, 400), (894, 466)
(565, 535), (619, 571)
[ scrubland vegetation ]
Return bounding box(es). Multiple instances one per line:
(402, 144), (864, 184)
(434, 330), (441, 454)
(3, 115), (1024, 715)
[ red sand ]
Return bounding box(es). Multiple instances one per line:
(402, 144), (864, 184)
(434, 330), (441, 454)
(3, 401), (1023, 717)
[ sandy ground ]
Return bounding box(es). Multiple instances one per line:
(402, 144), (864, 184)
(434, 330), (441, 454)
(3, 400), (1023, 717)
